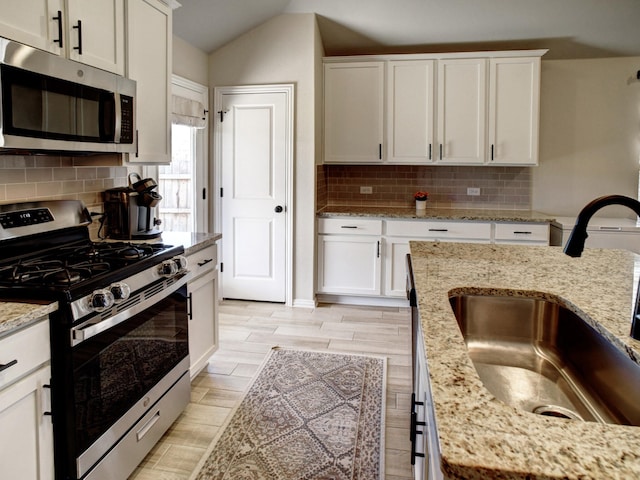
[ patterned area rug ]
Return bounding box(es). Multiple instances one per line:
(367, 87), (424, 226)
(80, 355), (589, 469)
(191, 348), (386, 480)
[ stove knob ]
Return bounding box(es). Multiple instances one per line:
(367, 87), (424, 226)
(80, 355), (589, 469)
(159, 259), (178, 277)
(110, 282), (131, 304)
(173, 255), (188, 273)
(89, 289), (115, 312)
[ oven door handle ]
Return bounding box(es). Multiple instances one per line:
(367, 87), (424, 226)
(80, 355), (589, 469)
(70, 272), (191, 346)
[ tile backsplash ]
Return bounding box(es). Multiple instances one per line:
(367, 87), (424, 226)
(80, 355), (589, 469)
(0, 154), (133, 210)
(318, 164), (532, 210)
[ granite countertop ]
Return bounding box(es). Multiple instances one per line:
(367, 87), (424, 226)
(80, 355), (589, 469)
(318, 205), (556, 223)
(409, 241), (640, 479)
(159, 231), (222, 256)
(0, 301), (58, 337)
(0, 232), (221, 338)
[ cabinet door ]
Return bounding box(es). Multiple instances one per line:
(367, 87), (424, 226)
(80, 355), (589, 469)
(126, 0), (172, 164)
(188, 268), (218, 378)
(324, 62), (384, 163)
(317, 235), (382, 295)
(0, 0), (63, 54)
(436, 58), (486, 164)
(488, 57), (540, 165)
(65, 0), (125, 74)
(384, 237), (411, 297)
(387, 60), (435, 164)
(0, 366), (53, 480)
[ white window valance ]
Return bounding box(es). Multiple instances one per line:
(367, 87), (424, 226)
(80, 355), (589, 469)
(171, 94), (207, 128)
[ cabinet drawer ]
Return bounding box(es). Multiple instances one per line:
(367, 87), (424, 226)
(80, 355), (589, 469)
(188, 245), (217, 277)
(386, 220), (491, 240)
(0, 319), (50, 391)
(494, 222), (549, 243)
(318, 218), (383, 235)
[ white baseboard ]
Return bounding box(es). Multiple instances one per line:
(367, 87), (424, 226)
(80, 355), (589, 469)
(292, 298), (317, 309)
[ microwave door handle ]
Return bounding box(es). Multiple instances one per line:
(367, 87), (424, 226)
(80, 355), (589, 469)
(114, 93), (122, 143)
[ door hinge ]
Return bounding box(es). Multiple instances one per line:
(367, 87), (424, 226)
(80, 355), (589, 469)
(202, 187), (206, 200)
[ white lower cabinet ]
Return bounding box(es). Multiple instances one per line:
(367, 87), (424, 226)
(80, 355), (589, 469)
(317, 218), (383, 296)
(494, 222), (550, 245)
(0, 319), (53, 480)
(317, 234), (382, 296)
(187, 245), (219, 379)
(318, 217), (550, 300)
(413, 322), (443, 480)
(385, 220), (492, 297)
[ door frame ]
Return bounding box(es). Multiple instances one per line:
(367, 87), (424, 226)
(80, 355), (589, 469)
(213, 84), (295, 306)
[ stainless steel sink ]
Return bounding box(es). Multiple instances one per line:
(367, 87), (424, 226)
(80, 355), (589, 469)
(449, 293), (640, 425)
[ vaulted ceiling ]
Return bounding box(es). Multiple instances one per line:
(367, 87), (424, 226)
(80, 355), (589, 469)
(172, 0), (640, 60)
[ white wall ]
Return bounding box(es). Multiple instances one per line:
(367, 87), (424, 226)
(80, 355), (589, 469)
(208, 13), (320, 307)
(172, 35), (209, 85)
(533, 56), (640, 218)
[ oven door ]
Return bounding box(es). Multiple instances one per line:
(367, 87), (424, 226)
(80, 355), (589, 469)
(63, 282), (189, 479)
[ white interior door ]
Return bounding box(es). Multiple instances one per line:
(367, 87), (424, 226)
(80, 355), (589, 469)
(217, 87), (292, 303)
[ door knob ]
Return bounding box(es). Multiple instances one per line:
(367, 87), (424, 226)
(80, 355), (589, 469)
(274, 205), (284, 213)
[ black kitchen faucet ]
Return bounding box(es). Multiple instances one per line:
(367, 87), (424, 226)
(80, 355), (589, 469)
(564, 194), (640, 340)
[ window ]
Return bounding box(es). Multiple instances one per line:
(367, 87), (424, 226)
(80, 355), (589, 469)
(158, 125), (197, 232)
(146, 76), (208, 233)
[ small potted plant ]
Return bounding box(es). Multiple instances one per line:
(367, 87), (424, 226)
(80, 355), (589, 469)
(414, 191), (429, 212)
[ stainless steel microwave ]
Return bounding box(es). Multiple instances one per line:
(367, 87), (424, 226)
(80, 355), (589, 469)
(0, 37), (135, 154)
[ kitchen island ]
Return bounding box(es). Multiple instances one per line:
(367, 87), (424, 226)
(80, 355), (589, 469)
(410, 241), (640, 479)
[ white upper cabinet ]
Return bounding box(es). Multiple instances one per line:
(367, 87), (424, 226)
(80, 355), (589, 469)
(0, 0), (125, 75)
(323, 50), (545, 166)
(488, 57), (541, 165)
(0, 0), (63, 54)
(436, 58), (486, 164)
(323, 62), (385, 163)
(65, 0), (125, 75)
(125, 0), (172, 164)
(387, 60), (435, 164)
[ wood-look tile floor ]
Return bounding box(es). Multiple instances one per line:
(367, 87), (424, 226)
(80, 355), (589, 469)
(129, 300), (413, 480)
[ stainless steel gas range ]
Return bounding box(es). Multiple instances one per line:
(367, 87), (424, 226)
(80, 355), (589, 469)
(0, 200), (191, 480)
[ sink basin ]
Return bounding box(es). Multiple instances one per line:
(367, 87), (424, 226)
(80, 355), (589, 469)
(449, 293), (640, 425)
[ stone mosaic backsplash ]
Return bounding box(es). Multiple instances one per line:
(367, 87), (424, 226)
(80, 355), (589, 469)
(318, 164), (531, 210)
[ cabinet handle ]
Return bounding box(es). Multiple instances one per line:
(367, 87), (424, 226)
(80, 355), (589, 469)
(187, 293), (193, 320)
(377, 241), (380, 258)
(410, 411), (426, 465)
(428, 143), (432, 160)
(378, 143), (382, 160)
(340, 225), (358, 229)
(43, 382), (52, 418)
(0, 359), (17, 373)
(197, 258), (214, 267)
(513, 231), (532, 235)
(52, 11), (63, 48)
(491, 144), (495, 161)
(428, 228), (448, 232)
(73, 20), (83, 54)
(439, 144), (443, 160)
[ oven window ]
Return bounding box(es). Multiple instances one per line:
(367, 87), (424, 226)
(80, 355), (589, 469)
(72, 286), (188, 454)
